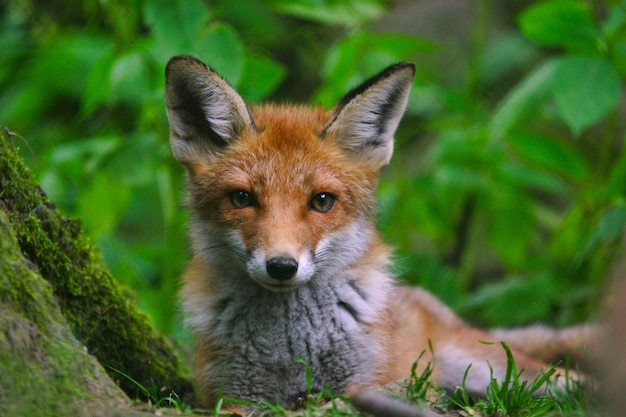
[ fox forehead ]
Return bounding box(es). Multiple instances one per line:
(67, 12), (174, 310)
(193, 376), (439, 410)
(191, 104), (379, 202)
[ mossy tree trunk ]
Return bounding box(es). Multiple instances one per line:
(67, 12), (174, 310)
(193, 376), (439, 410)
(0, 128), (195, 415)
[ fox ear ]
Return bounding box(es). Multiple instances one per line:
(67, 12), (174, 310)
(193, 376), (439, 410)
(165, 55), (254, 164)
(322, 63), (415, 169)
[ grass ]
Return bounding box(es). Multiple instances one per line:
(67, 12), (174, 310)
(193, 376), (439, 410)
(214, 397), (363, 417)
(213, 360), (365, 416)
(446, 342), (563, 416)
(404, 342), (437, 405)
(211, 343), (601, 417)
(108, 343), (601, 416)
(108, 366), (192, 413)
(407, 342), (600, 417)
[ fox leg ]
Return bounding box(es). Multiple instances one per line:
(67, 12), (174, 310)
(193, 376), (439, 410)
(389, 287), (586, 396)
(430, 328), (560, 396)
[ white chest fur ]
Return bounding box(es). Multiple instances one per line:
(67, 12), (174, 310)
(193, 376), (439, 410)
(190, 276), (385, 405)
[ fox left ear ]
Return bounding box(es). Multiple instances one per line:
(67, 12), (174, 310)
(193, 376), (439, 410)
(164, 55), (255, 167)
(322, 63), (415, 169)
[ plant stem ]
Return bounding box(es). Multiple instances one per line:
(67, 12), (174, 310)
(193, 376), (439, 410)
(466, 0), (492, 111)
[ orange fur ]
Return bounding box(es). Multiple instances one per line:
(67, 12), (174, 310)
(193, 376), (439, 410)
(165, 56), (594, 411)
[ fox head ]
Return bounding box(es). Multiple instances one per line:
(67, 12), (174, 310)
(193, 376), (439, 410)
(165, 56), (414, 293)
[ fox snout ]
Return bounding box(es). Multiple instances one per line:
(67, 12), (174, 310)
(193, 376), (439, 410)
(246, 248), (315, 292)
(266, 256), (298, 281)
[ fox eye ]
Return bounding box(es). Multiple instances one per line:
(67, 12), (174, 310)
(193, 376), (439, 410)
(310, 192), (336, 213)
(228, 189), (257, 209)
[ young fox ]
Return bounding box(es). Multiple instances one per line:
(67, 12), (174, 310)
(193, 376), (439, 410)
(165, 55), (594, 409)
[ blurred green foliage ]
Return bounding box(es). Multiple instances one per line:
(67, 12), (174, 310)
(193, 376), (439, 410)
(1, 0), (624, 340)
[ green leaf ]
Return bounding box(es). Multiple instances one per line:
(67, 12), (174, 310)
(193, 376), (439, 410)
(410, 255), (464, 307)
(194, 23), (245, 85)
(268, 0), (387, 27)
(315, 31), (433, 106)
(406, 84), (445, 116)
(518, 0), (599, 52)
(579, 204), (626, 260)
(0, 32), (112, 129)
(238, 55), (286, 102)
(489, 59), (558, 143)
(50, 136), (120, 176)
(602, 0), (626, 41)
(82, 52), (115, 115)
(501, 161), (566, 194)
(480, 31), (539, 83)
(552, 56), (621, 135)
(463, 275), (558, 326)
(144, 0), (211, 63)
(0, 15), (28, 86)
(429, 131), (490, 193)
(102, 133), (162, 186)
(548, 203), (590, 261)
(77, 173), (131, 240)
(487, 190), (536, 268)
(606, 144), (626, 197)
(508, 131), (589, 181)
(108, 51), (153, 105)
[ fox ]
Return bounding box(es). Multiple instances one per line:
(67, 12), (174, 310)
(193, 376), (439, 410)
(164, 55), (595, 412)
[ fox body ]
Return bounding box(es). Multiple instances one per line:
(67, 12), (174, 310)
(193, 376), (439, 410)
(165, 56), (591, 408)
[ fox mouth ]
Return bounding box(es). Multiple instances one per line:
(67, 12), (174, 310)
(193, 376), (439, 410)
(252, 274), (305, 292)
(260, 282), (300, 293)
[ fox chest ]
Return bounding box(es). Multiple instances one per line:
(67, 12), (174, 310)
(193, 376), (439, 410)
(208, 285), (381, 405)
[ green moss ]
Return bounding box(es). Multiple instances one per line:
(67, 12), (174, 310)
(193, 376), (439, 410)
(0, 128), (194, 403)
(0, 209), (128, 417)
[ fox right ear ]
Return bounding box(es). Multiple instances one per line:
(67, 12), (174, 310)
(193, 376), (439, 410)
(322, 63), (415, 170)
(165, 55), (254, 165)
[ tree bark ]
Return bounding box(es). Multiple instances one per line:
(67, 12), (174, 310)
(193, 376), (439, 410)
(0, 127), (195, 415)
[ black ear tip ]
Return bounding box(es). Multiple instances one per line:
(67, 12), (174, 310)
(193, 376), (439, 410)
(402, 62), (416, 75)
(383, 62), (416, 78)
(165, 55), (209, 78)
(334, 62), (415, 111)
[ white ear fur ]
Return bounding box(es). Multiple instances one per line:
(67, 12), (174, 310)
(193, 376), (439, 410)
(165, 55), (255, 164)
(322, 63), (415, 169)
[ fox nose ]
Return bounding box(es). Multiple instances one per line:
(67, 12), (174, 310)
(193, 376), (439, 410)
(266, 256), (298, 281)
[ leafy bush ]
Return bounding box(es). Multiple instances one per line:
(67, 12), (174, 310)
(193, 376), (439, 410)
(379, 0), (626, 326)
(1, 0), (624, 339)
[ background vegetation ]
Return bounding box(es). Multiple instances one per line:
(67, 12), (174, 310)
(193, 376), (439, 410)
(1, 0), (624, 346)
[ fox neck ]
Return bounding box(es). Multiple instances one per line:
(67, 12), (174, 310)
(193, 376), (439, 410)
(184, 215), (394, 403)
